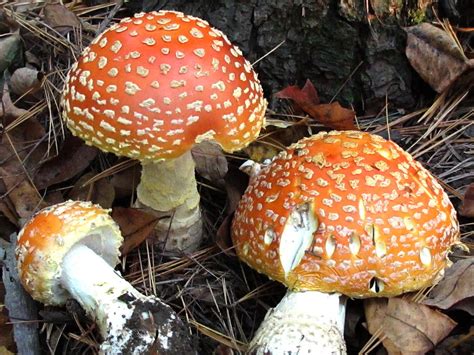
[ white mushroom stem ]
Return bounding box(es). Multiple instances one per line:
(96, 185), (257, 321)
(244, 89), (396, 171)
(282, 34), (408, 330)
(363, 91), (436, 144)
(249, 290), (347, 354)
(60, 244), (193, 354)
(136, 150), (202, 253)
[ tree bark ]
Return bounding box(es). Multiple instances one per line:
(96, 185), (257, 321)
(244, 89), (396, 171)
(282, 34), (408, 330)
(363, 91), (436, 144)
(125, 0), (438, 114)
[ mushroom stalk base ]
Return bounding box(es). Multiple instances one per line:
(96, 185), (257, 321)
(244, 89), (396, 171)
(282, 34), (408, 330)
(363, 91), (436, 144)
(60, 244), (195, 354)
(249, 290), (347, 354)
(136, 151), (202, 252)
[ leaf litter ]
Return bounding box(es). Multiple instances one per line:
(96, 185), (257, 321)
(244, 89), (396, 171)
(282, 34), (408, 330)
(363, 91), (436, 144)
(0, 2), (472, 354)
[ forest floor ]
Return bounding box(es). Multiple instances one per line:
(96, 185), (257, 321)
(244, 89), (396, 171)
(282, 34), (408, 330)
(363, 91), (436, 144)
(0, 1), (473, 354)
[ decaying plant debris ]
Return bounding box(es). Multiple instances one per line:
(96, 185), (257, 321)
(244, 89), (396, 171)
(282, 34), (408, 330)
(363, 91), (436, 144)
(0, 1), (473, 354)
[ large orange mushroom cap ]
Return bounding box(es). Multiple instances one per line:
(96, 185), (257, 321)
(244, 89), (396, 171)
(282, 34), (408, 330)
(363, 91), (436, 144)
(231, 131), (460, 298)
(61, 11), (267, 162)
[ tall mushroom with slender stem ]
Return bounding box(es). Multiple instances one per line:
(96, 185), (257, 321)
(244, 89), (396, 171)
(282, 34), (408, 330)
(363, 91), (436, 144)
(15, 200), (195, 354)
(61, 10), (267, 252)
(231, 131), (461, 354)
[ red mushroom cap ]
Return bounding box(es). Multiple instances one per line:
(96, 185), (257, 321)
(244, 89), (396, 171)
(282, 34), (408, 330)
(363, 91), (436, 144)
(61, 11), (267, 162)
(231, 131), (460, 298)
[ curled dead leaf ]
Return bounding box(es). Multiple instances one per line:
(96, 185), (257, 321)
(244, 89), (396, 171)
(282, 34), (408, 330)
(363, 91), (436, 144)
(404, 23), (474, 93)
(275, 79), (356, 130)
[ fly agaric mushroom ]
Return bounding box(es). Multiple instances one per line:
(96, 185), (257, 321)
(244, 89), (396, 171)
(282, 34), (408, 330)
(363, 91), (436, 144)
(231, 131), (461, 354)
(15, 200), (195, 354)
(61, 11), (267, 252)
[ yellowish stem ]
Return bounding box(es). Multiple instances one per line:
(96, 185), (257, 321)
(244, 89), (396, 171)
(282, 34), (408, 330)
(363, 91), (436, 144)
(136, 151), (202, 252)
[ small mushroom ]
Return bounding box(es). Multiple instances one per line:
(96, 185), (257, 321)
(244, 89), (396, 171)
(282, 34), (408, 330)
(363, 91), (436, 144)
(231, 131), (461, 353)
(15, 201), (195, 355)
(61, 11), (267, 252)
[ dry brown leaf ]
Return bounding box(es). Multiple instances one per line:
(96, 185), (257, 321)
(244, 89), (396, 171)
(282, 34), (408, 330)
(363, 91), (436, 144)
(0, 84), (28, 121)
(459, 183), (474, 217)
(192, 141), (228, 186)
(9, 67), (43, 96)
(365, 297), (457, 354)
(0, 106), (47, 222)
(112, 207), (160, 255)
(308, 102), (357, 130)
(405, 23), (474, 93)
(275, 79), (356, 130)
(68, 172), (115, 208)
(43, 4), (81, 34)
(34, 136), (98, 190)
(384, 298), (456, 353)
(423, 258), (474, 315)
(364, 298), (401, 354)
(0, 166), (44, 220)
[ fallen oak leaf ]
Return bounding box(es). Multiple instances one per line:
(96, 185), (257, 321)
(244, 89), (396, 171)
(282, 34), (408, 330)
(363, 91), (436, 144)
(423, 258), (474, 315)
(112, 207), (160, 255)
(363, 298), (401, 354)
(364, 297), (457, 354)
(383, 298), (456, 353)
(275, 79), (356, 130)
